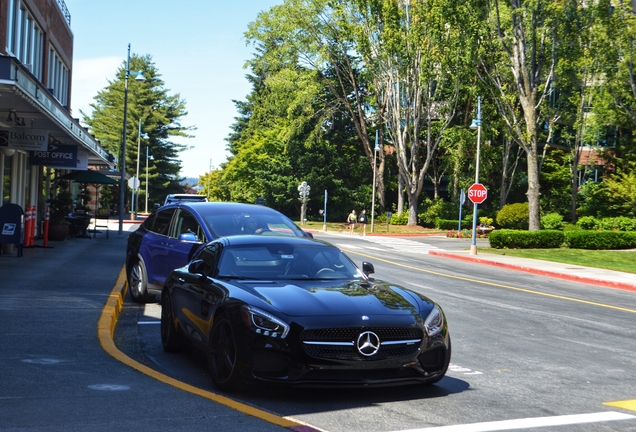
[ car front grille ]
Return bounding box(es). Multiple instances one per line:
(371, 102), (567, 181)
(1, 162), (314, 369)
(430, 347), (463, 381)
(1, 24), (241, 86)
(300, 367), (423, 382)
(301, 327), (423, 361)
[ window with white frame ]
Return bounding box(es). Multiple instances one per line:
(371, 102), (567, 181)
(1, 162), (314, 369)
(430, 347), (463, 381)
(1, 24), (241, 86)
(48, 48), (69, 107)
(6, 0), (44, 80)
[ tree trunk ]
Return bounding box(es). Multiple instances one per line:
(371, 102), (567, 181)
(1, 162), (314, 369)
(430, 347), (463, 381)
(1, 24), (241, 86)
(397, 174), (405, 216)
(526, 145), (541, 231)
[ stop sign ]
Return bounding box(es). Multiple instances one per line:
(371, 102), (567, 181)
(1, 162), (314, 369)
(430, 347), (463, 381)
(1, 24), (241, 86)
(467, 183), (488, 204)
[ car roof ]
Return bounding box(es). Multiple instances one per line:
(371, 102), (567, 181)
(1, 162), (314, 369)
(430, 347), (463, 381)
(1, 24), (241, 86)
(216, 234), (331, 248)
(164, 201), (285, 214)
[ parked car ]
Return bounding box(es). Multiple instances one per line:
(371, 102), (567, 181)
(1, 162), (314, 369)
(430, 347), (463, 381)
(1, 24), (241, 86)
(161, 235), (451, 391)
(126, 202), (310, 303)
(163, 194), (208, 206)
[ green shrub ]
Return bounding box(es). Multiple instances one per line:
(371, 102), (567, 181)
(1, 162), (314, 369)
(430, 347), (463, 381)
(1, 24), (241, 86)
(479, 216), (494, 227)
(562, 223), (580, 232)
(496, 203), (529, 230)
(576, 216), (600, 230)
(541, 213), (564, 230)
(376, 211), (409, 225)
(418, 198), (456, 227)
(489, 229), (564, 249)
(565, 230), (636, 250)
(599, 216), (636, 232)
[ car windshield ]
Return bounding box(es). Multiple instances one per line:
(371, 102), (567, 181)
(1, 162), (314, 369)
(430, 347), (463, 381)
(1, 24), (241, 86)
(203, 211), (305, 238)
(216, 244), (362, 281)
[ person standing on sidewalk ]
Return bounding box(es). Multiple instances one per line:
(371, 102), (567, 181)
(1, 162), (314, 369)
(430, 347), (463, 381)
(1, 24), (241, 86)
(358, 209), (368, 236)
(347, 210), (357, 236)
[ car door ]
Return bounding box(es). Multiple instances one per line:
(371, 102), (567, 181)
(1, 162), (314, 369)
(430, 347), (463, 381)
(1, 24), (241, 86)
(162, 208), (206, 279)
(172, 242), (223, 350)
(140, 208), (176, 289)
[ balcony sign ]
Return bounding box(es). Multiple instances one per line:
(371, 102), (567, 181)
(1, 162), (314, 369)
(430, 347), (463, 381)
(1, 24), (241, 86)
(0, 128), (49, 151)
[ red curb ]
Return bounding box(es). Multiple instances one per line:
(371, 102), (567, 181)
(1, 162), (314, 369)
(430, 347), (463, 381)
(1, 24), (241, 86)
(428, 250), (636, 293)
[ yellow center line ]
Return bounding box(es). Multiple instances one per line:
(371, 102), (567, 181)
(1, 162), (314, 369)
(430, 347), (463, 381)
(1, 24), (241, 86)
(343, 249), (636, 314)
(605, 399), (636, 412)
(346, 249), (636, 412)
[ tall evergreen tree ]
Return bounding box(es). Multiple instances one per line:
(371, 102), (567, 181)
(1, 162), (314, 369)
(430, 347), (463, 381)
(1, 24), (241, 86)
(82, 54), (194, 208)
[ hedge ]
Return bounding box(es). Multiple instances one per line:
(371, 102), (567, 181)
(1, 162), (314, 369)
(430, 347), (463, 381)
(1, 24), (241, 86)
(565, 230), (636, 250)
(489, 229), (636, 250)
(489, 230), (565, 249)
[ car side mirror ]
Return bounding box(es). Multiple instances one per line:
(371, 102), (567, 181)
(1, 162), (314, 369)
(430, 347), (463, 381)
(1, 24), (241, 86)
(362, 261), (374, 277)
(188, 259), (206, 277)
(178, 232), (199, 243)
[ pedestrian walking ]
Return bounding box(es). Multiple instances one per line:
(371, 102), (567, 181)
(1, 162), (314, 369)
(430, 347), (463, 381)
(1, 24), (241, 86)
(347, 210), (357, 236)
(358, 209), (368, 236)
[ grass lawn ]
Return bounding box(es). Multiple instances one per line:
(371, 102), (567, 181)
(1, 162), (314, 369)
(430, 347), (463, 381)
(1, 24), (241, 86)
(298, 221), (636, 274)
(298, 220), (445, 235)
(479, 248), (636, 274)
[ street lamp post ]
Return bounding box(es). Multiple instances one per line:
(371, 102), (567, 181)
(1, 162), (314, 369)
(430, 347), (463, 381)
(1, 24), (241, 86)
(145, 146), (150, 214)
(118, 43), (146, 235)
(371, 130), (381, 233)
(134, 119), (148, 217)
(469, 96), (482, 255)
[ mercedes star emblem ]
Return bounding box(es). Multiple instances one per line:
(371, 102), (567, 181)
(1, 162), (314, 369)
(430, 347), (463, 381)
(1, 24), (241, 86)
(356, 331), (380, 356)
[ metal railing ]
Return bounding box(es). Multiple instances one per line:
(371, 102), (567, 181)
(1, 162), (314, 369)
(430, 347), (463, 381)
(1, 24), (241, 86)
(56, 0), (71, 26)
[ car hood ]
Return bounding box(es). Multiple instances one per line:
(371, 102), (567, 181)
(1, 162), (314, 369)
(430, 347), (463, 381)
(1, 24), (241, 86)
(245, 280), (423, 317)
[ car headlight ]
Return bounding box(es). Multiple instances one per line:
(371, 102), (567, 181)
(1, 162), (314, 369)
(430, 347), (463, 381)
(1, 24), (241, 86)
(424, 305), (444, 337)
(240, 306), (290, 339)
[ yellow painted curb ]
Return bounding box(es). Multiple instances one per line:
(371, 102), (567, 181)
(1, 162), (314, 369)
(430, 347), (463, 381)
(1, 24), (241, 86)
(97, 267), (318, 431)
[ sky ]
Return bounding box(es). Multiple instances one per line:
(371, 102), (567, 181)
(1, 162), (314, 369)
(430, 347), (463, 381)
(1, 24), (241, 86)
(65, 0), (282, 179)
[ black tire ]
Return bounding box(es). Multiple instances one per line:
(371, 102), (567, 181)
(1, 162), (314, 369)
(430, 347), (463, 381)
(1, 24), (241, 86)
(422, 335), (452, 386)
(208, 313), (242, 392)
(128, 260), (154, 303)
(160, 289), (181, 352)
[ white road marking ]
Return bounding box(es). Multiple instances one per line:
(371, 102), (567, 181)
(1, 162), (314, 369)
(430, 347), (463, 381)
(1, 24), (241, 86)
(364, 236), (443, 254)
(390, 411), (635, 432)
(448, 363), (483, 375)
(88, 384), (130, 391)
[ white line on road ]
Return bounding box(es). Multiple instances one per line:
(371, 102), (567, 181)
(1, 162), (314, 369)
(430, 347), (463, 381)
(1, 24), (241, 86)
(390, 411), (635, 432)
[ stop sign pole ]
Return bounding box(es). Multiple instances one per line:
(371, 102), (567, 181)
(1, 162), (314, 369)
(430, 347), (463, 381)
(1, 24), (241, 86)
(469, 97), (483, 256)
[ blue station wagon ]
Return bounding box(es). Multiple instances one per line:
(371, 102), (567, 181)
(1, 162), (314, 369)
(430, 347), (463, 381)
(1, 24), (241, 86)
(125, 202), (310, 302)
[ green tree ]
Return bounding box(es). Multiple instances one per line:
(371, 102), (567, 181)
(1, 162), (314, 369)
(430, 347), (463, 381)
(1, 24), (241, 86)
(478, 0), (569, 231)
(82, 54), (194, 209)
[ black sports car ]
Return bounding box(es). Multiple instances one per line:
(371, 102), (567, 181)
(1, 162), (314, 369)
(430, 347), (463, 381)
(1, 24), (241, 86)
(161, 235), (451, 391)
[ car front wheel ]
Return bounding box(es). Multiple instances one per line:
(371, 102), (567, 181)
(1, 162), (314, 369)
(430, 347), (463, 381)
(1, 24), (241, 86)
(208, 313), (242, 392)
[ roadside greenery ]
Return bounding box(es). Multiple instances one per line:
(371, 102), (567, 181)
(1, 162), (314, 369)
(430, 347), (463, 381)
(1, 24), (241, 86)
(194, 0), (636, 229)
(480, 248), (636, 274)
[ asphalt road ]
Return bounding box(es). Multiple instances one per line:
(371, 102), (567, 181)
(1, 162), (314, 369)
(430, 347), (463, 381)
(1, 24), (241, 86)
(116, 232), (636, 432)
(2, 229), (635, 431)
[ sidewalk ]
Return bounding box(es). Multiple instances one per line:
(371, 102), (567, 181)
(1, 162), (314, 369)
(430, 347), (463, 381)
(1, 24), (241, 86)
(428, 249), (636, 292)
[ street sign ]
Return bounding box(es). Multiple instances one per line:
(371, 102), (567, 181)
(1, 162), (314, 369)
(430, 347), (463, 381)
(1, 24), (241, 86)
(468, 183), (487, 204)
(128, 176), (140, 190)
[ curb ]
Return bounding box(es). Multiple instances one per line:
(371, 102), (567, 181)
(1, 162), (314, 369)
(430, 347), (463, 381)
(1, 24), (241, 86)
(428, 250), (636, 293)
(97, 268), (324, 432)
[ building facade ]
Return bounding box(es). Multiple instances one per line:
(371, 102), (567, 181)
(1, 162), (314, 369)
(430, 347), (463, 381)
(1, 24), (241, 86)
(0, 0), (115, 244)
